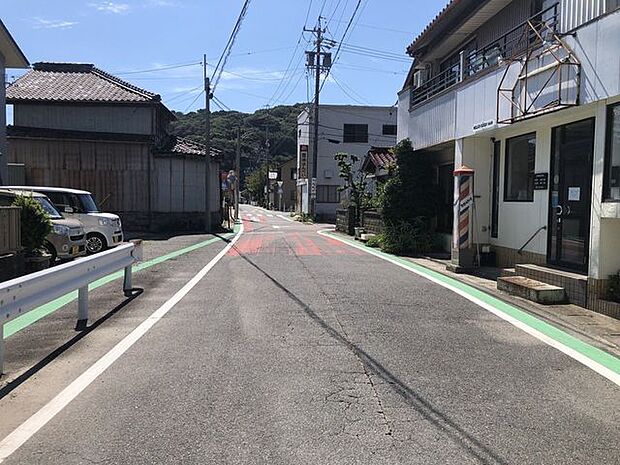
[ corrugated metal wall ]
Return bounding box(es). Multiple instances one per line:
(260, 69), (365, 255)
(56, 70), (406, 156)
(477, 0), (533, 47)
(547, 0), (608, 31)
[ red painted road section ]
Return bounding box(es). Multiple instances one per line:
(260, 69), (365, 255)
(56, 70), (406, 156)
(229, 215), (362, 257)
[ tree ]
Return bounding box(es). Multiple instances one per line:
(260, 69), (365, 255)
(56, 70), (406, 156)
(381, 139), (438, 224)
(334, 152), (370, 226)
(244, 165), (268, 205)
(378, 139), (440, 254)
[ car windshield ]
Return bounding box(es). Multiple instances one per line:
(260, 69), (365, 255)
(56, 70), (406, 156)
(77, 194), (100, 213)
(35, 197), (63, 219)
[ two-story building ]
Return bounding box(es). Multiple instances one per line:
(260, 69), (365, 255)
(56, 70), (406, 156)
(399, 0), (620, 316)
(6, 62), (221, 231)
(297, 104), (397, 220)
(0, 20), (29, 185)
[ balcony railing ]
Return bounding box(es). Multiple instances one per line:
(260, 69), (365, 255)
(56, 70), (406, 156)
(410, 3), (559, 109)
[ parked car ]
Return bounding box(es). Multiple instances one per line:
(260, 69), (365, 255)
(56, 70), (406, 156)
(6, 186), (124, 254)
(0, 189), (87, 263)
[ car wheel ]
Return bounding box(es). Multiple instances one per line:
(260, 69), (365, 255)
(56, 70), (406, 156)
(86, 233), (107, 254)
(43, 241), (57, 264)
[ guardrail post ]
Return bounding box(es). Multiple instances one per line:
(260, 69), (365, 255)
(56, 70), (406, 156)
(76, 286), (89, 331)
(123, 265), (133, 297)
(0, 324), (5, 376)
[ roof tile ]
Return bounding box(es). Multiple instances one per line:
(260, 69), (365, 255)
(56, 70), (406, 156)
(6, 62), (160, 103)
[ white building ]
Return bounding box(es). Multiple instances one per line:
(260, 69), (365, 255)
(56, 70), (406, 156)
(297, 104), (397, 220)
(0, 20), (28, 185)
(398, 0), (620, 316)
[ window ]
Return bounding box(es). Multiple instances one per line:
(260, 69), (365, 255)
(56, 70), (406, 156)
(343, 124), (368, 143)
(504, 133), (536, 202)
(491, 141), (501, 237)
(604, 103), (620, 200)
(382, 124), (397, 136)
(316, 185), (340, 203)
(290, 167), (297, 180)
(607, 0), (620, 12)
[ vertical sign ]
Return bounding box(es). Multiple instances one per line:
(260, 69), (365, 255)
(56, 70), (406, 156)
(299, 144), (308, 179)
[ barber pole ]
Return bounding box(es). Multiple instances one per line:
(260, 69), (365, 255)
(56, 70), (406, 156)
(454, 165), (475, 251)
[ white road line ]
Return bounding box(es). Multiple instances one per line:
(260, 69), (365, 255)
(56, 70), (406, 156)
(267, 214), (274, 218)
(273, 225), (280, 229)
(318, 229), (620, 387)
(0, 224), (244, 463)
(277, 214), (295, 222)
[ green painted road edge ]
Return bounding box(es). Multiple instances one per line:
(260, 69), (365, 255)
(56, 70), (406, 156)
(322, 230), (620, 378)
(4, 226), (239, 338)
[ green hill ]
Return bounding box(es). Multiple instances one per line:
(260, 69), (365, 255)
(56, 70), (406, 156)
(169, 104), (304, 175)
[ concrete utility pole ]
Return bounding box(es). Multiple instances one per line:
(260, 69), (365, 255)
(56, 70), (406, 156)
(264, 125), (270, 208)
(304, 17), (330, 218)
(203, 54), (212, 233)
(235, 126), (241, 220)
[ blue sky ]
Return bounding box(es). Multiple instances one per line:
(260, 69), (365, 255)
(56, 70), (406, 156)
(3, 0), (446, 114)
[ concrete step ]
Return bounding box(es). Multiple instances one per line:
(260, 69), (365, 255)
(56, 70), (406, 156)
(497, 276), (566, 305)
(514, 264), (587, 307)
(500, 268), (516, 277)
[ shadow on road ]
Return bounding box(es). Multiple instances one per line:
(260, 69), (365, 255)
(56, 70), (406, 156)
(229, 239), (508, 465)
(0, 288), (144, 400)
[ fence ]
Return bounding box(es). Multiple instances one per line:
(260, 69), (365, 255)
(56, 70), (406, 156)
(0, 206), (21, 255)
(336, 207), (355, 236)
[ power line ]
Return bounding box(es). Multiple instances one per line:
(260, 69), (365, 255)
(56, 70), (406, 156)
(182, 89), (205, 113)
(211, 0), (252, 94)
(330, 72), (370, 105)
(112, 62), (201, 75)
(318, 0), (364, 94)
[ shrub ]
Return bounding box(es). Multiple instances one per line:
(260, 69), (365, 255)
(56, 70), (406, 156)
(381, 218), (437, 255)
(365, 234), (383, 248)
(12, 195), (52, 253)
(607, 271), (620, 303)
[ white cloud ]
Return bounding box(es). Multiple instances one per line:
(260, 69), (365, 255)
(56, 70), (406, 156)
(32, 17), (79, 29)
(143, 0), (178, 7)
(89, 2), (130, 14)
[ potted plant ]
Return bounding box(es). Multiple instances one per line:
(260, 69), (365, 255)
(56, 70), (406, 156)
(12, 195), (53, 273)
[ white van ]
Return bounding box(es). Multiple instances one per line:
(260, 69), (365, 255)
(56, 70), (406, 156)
(7, 186), (124, 254)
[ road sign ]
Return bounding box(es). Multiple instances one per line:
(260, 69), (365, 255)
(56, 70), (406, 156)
(310, 177), (317, 199)
(268, 171), (278, 180)
(276, 181), (284, 187)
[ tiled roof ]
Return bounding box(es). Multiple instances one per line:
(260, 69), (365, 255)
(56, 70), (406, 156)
(362, 146), (396, 174)
(368, 147), (396, 170)
(6, 62), (161, 103)
(407, 0), (461, 55)
(156, 135), (221, 158)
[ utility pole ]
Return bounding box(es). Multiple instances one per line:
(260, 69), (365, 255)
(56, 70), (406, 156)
(304, 17), (330, 218)
(203, 54), (212, 233)
(235, 126), (241, 220)
(264, 125), (270, 208)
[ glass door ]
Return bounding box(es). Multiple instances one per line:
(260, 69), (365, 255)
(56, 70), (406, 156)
(548, 119), (595, 272)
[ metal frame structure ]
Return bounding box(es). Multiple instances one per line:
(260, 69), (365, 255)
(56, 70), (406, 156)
(497, 3), (581, 124)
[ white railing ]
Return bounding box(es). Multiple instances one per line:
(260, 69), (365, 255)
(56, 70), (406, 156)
(0, 241), (143, 374)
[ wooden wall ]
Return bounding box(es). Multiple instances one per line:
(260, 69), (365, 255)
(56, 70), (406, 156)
(8, 138), (151, 213)
(0, 206), (20, 254)
(7, 138), (221, 217)
(14, 104), (153, 135)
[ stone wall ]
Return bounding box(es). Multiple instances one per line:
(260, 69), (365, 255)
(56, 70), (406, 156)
(362, 211), (384, 235)
(336, 208), (355, 235)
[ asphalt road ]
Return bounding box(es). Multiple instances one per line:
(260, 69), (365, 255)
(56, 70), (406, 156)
(0, 205), (618, 464)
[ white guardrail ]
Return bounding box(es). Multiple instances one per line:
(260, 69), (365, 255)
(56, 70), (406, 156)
(0, 241), (143, 374)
